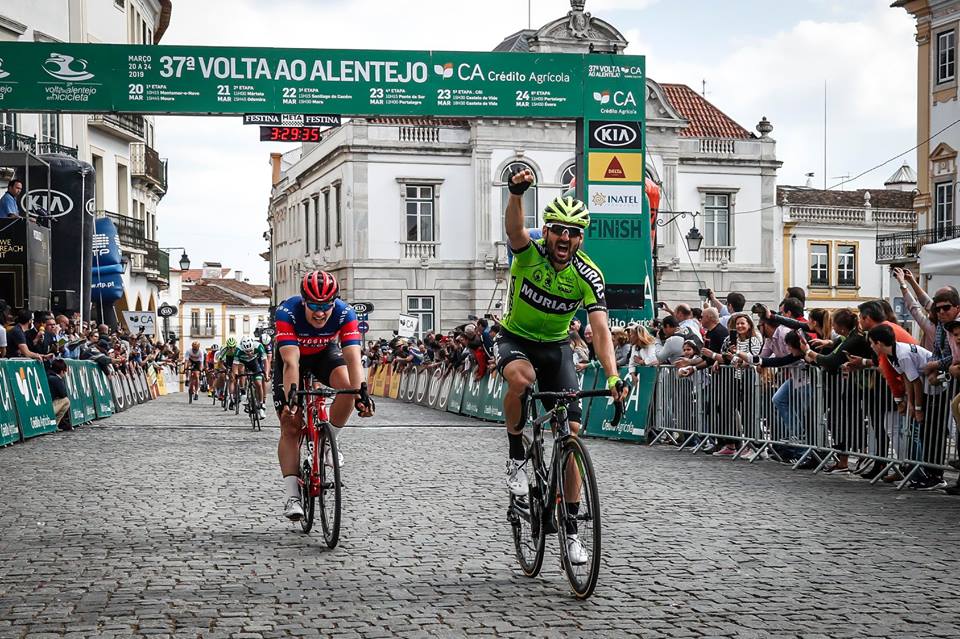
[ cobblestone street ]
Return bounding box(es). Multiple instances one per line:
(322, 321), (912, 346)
(2, 394), (960, 638)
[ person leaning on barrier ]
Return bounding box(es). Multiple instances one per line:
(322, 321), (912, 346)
(655, 315), (687, 365)
(47, 358), (72, 431)
(708, 313), (763, 457)
(612, 326), (631, 368)
(867, 324), (945, 490)
(626, 323), (658, 385)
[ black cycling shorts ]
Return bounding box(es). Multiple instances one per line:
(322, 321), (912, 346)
(272, 345), (346, 412)
(188, 360), (203, 372)
(494, 328), (582, 423)
(242, 358), (265, 378)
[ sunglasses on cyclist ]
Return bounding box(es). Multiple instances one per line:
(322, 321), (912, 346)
(935, 304), (956, 313)
(546, 224), (583, 238)
(305, 300), (336, 312)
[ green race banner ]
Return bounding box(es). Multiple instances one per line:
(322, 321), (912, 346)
(460, 373), (484, 418)
(3, 360), (57, 438)
(64, 360), (88, 426)
(89, 364), (115, 418)
(584, 366), (656, 441)
(0, 365), (20, 446)
(446, 371), (467, 415)
(480, 372), (505, 423)
(0, 43), (636, 119)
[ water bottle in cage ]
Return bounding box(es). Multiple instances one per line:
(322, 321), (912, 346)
(307, 440), (315, 460)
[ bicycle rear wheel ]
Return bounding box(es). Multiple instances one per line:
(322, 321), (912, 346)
(299, 432), (316, 533)
(556, 436), (601, 599)
(233, 384), (241, 415)
(318, 421), (342, 548)
(509, 435), (546, 577)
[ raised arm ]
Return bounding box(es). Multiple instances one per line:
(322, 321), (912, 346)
(505, 169), (533, 252)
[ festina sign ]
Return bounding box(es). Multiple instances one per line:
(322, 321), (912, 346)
(243, 113), (341, 126)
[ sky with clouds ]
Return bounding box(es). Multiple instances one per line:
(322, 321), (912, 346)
(154, 0), (917, 281)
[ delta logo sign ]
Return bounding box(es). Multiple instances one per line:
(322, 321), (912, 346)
(587, 153), (643, 183)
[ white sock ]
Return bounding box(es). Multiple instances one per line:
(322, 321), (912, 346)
(283, 475), (300, 499)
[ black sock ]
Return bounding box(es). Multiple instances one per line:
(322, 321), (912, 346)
(565, 501), (580, 535)
(508, 432), (525, 460)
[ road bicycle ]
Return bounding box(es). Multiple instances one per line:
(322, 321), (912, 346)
(287, 378), (373, 548)
(238, 372), (263, 431)
(507, 383), (624, 599)
(186, 365), (200, 404)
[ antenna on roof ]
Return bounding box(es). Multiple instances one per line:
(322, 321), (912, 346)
(830, 173), (851, 191)
(701, 79), (707, 97)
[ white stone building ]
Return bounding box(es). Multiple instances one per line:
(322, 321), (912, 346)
(0, 0), (172, 320)
(178, 268), (270, 350)
(778, 167), (917, 310)
(888, 0), (960, 289)
(265, 3), (783, 339)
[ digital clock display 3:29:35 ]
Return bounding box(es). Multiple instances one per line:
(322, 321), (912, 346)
(259, 126), (323, 142)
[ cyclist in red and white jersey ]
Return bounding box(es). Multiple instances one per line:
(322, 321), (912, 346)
(273, 270), (374, 520)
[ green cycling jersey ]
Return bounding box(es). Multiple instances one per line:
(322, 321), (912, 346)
(500, 239), (607, 343)
(236, 343), (267, 364)
(216, 346), (238, 363)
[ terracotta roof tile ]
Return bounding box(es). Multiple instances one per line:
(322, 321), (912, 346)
(660, 84), (754, 139)
(777, 186), (914, 210)
(181, 284), (247, 305)
(201, 279), (270, 299)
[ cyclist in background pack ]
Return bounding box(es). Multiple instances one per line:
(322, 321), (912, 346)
(236, 336), (268, 420)
(216, 337), (240, 409)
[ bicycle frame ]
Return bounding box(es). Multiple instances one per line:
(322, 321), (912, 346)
(525, 399), (573, 531)
(300, 380), (330, 498)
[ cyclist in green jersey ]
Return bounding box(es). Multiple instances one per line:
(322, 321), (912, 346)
(498, 168), (628, 564)
(236, 336), (268, 420)
(216, 337), (240, 409)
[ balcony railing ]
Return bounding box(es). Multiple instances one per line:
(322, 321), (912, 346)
(0, 129), (37, 153)
(142, 239), (160, 272)
(190, 325), (216, 338)
(698, 138), (736, 154)
(399, 126), (440, 143)
(35, 140), (79, 158)
(97, 210), (147, 251)
(88, 113), (145, 140)
(701, 246), (735, 263)
(153, 248), (170, 289)
(876, 225), (960, 264)
(401, 241), (438, 259)
(131, 142), (167, 192)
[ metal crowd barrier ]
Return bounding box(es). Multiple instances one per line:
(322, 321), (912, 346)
(649, 364), (959, 490)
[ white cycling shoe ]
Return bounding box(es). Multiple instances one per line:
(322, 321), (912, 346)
(283, 497), (304, 521)
(565, 534), (589, 565)
(506, 459), (529, 497)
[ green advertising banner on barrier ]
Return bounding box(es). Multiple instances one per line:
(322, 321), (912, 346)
(0, 43), (642, 120)
(64, 360), (94, 426)
(0, 366), (20, 446)
(460, 374), (484, 418)
(480, 373), (505, 423)
(88, 364), (114, 418)
(584, 366), (655, 442)
(446, 371), (467, 415)
(78, 364), (97, 423)
(3, 360), (57, 438)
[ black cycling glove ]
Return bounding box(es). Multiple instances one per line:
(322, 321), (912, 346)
(507, 168), (533, 195)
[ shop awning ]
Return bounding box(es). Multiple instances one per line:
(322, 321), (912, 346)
(919, 237), (960, 275)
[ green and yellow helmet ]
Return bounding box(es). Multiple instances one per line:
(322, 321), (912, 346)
(225, 337), (238, 349)
(543, 195), (590, 229)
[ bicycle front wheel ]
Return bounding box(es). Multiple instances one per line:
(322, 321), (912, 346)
(509, 434), (546, 577)
(556, 436), (601, 599)
(299, 433), (316, 533)
(318, 422), (342, 548)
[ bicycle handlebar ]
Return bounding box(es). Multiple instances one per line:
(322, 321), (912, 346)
(285, 381), (372, 411)
(527, 381), (627, 428)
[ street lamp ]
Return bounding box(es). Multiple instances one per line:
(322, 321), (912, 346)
(161, 246), (191, 271)
(655, 211), (705, 253)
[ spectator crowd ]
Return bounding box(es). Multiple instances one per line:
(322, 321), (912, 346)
(365, 272), (960, 494)
(0, 301), (182, 431)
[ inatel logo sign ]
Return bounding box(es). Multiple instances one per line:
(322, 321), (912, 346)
(42, 53), (95, 82)
(589, 186), (645, 214)
(589, 121), (642, 150)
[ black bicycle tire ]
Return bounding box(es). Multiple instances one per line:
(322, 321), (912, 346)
(511, 433), (546, 577)
(556, 436), (602, 599)
(300, 433), (316, 533)
(318, 421), (342, 548)
(234, 382), (241, 415)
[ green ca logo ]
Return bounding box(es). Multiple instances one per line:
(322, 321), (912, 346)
(15, 365), (47, 406)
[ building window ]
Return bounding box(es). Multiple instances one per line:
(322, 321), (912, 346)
(229, 316), (236, 334)
(39, 113), (60, 144)
(1, 112), (16, 135)
(935, 181), (954, 238)
(114, 0), (125, 8)
(312, 194), (320, 253)
(243, 316), (250, 334)
(303, 200), (311, 254)
(560, 163), (576, 188)
(703, 193), (730, 246)
(204, 309), (215, 329)
(405, 185), (435, 242)
(809, 243), (830, 287)
(837, 244), (857, 288)
(499, 162), (537, 232)
(190, 310), (200, 333)
(335, 183), (342, 246)
(939, 31), (956, 84)
(407, 296), (434, 338)
(323, 189), (331, 250)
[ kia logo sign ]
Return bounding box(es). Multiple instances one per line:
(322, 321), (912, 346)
(588, 121), (643, 150)
(22, 189), (84, 218)
(352, 301), (375, 314)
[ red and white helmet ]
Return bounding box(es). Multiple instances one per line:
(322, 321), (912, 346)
(300, 270), (339, 303)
